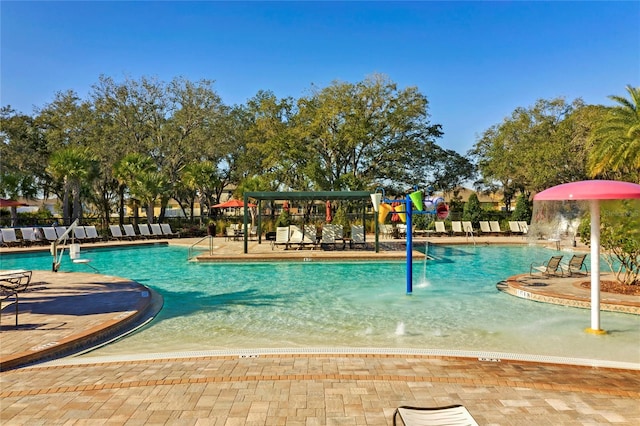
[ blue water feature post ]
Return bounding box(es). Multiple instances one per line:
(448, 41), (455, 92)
(405, 193), (413, 295)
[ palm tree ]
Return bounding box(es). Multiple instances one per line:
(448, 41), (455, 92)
(181, 161), (220, 224)
(589, 85), (640, 181)
(113, 153), (155, 225)
(47, 147), (96, 225)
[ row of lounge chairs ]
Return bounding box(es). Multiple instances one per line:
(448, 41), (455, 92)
(0, 223), (180, 247)
(430, 221), (529, 236)
(109, 223), (179, 240)
(271, 224), (366, 250)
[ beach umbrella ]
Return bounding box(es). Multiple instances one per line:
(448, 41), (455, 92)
(533, 180), (640, 334)
(212, 199), (256, 209)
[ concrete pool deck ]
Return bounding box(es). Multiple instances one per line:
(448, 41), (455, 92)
(1, 236), (639, 424)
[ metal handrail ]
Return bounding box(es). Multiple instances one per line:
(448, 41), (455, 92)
(187, 236), (213, 260)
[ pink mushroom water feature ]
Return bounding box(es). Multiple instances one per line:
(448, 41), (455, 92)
(533, 180), (640, 334)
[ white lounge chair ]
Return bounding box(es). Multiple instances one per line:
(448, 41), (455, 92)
(489, 221), (503, 234)
(450, 221), (463, 235)
(42, 227), (58, 243)
(149, 223), (164, 238)
(434, 221), (448, 236)
(350, 225), (366, 249)
(1, 228), (21, 247)
(462, 221), (474, 235)
(73, 226), (88, 242)
(321, 224), (337, 249)
(271, 226), (290, 250)
(302, 225), (318, 249)
(19, 228), (42, 245)
(123, 224), (139, 240)
(288, 225), (305, 250)
(479, 221), (491, 234)
(54, 226), (67, 239)
(508, 221), (522, 235)
(393, 405), (478, 426)
(109, 225), (126, 240)
(517, 221), (529, 234)
(380, 224), (394, 239)
(137, 224), (153, 239)
(84, 225), (101, 242)
(160, 223), (179, 238)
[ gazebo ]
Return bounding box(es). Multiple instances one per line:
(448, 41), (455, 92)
(242, 191), (373, 253)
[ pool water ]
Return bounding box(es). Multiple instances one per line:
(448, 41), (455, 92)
(2, 244), (639, 363)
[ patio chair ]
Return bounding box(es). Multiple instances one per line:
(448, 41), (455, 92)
(489, 221), (504, 234)
(479, 221), (491, 234)
(150, 223), (164, 238)
(302, 225), (318, 249)
(248, 225), (258, 241)
(321, 224), (337, 249)
(73, 226), (88, 242)
(508, 221), (523, 235)
(84, 225), (101, 242)
(530, 255), (564, 278)
(271, 226), (290, 250)
(225, 226), (237, 241)
(54, 226), (67, 239)
(288, 225), (305, 250)
(19, 228), (43, 245)
(380, 224), (394, 239)
(42, 227), (59, 243)
(350, 225), (366, 249)
(0, 269), (33, 327)
(434, 221), (448, 236)
(462, 221), (474, 235)
(1, 228), (22, 247)
(517, 221), (529, 234)
(122, 224), (139, 240)
(393, 404), (478, 426)
(109, 225), (127, 240)
(137, 224), (153, 239)
(560, 253), (588, 277)
(451, 221), (464, 236)
(160, 223), (180, 238)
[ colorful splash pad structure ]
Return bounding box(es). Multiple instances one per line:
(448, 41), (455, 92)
(371, 188), (449, 294)
(533, 180), (640, 334)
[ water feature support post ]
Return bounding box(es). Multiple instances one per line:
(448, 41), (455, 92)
(405, 193), (413, 295)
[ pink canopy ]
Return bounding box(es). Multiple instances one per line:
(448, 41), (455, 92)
(534, 180), (640, 201)
(533, 180), (640, 334)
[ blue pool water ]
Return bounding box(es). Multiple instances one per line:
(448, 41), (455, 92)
(2, 244), (639, 363)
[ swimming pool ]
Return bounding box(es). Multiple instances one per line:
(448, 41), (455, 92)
(2, 244), (639, 364)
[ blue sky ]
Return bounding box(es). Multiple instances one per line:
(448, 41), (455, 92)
(1, 1), (638, 154)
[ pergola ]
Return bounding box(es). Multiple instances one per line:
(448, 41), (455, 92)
(242, 191), (373, 253)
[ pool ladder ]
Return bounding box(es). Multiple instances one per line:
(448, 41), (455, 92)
(187, 236), (214, 261)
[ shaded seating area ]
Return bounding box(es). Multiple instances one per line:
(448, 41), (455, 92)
(0, 269), (33, 327)
(393, 404), (478, 426)
(530, 255), (563, 278)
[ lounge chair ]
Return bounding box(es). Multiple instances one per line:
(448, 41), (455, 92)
(479, 221), (491, 234)
(508, 221), (523, 235)
(517, 221), (529, 234)
(19, 228), (42, 245)
(380, 224), (394, 239)
(451, 221), (464, 236)
(397, 224), (407, 238)
(321, 224), (337, 249)
(138, 224), (153, 239)
(393, 404), (478, 426)
(109, 225), (127, 240)
(489, 221), (503, 234)
(150, 223), (164, 238)
(271, 226), (290, 250)
(54, 226), (67, 239)
(560, 254), (588, 276)
(288, 225), (305, 250)
(530, 255), (563, 278)
(160, 223), (180, 238)
(350, 225), (366, 249)
(42, 227), (58, 243)
(225, 226), (238, 241)
(248, 225), (258, 241)
(0, 269), (33, 326)
(123, 224), (139, 240)
(73, 226), (88, 242)
(462, 221), (474, 235)
(84, 225), (101, 242)
(302, 225), (318, 249)
(1, 228), (22, 247)
(434, 221), (448, 236)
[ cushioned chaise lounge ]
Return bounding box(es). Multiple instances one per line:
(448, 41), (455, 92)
(393, 404), (478, 426)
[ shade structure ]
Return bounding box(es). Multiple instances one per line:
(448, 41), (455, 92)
(212, 199), (256, 208)
(0, 198), (28, 208)
(533, 180), (640, 334)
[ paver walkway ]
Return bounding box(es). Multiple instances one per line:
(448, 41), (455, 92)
(1, 237), (639, 424)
